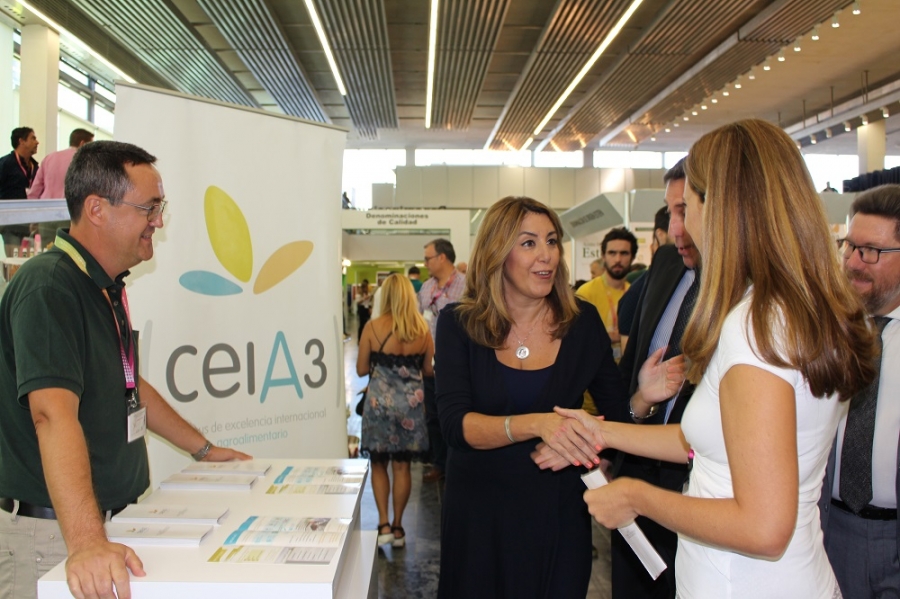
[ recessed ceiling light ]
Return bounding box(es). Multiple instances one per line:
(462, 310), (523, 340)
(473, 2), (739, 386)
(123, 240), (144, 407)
(844, 121), (852, 132)
(810, 134), (817, 144)
(734, 83), (742, 89)
(861, 114), (869, 125)
(722, 91), (729, 96)
(832, 13), (840, 27)
(882, 106), (890, 118)
(701, 105), (707, 110)
(777, 50), (785, 62)
(683, 116), (689, 121)
(811, 26), (820, 41)
(529, 0), (645, 139)
(692, 110), (698, 116)
(711, 98), (718, 104)
(650, 136), (656, 142)
(852, 1), (861, 15)
(665, 128), (671, 133)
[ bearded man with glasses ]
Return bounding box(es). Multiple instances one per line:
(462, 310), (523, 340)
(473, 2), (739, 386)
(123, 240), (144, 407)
(822, 183), (900, 599)
(0, 141), (250, 599)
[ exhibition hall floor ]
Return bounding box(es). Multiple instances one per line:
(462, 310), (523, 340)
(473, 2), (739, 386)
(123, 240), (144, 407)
(344, 320), (613, 598)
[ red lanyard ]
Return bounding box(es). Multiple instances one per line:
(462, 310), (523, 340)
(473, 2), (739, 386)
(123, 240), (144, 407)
(429, 271), (456, 309)
(54, 236), (136, 395)
(13, 152), (35, 185)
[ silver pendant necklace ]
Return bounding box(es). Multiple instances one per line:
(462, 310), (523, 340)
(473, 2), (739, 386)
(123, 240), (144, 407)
(512, 310), (543, 359)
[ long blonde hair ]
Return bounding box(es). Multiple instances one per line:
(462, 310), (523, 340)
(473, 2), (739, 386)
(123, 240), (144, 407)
(456, 196), (579, 348)
(380, 273), (429, 343)
(681, 119), (876, 399)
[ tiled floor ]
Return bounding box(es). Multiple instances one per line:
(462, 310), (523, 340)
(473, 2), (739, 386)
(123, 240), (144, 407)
(344, 317), (613, 598)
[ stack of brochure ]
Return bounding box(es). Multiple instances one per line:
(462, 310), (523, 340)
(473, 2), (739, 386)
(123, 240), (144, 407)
(208, 516), (351, 564)
(160, 473), (258, 491)
(105, 522), (213, 546)
(112, 504), (230, 526)
(182, 461), (271, 476)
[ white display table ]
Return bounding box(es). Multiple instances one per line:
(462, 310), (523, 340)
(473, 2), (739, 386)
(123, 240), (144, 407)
(38, 459), (377, 599)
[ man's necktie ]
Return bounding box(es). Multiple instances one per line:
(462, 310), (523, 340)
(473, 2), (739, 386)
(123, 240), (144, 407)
(839, 315), (891, 513)
(664, 270), (699, 361)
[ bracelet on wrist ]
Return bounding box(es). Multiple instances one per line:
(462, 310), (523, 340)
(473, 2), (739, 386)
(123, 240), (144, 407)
(504, 416), (516, 443)
(191, 440), (213, 461)
(629, 398), (659, 421)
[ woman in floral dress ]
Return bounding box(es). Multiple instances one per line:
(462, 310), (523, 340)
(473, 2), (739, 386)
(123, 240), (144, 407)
(357, 273), (433, 548)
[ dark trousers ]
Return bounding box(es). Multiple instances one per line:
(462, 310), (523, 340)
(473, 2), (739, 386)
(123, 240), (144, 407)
(424, 375), (446, 471)
(611, 515), (677, 599)
(357, 305), (371, 341)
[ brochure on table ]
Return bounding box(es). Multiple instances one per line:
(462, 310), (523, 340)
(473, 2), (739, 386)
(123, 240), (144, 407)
(37, 459), (371, 599)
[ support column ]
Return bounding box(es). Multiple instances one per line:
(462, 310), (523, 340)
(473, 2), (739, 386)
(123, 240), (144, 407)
(0, 22), (14, 143)
(583, 148), (593, 169)
(857, 120), (886, 175)
(19, 24), (59, 155)
(405, 146), (415, 167)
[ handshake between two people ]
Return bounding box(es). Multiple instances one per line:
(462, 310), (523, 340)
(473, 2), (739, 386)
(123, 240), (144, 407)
(530, 347), (686, 472)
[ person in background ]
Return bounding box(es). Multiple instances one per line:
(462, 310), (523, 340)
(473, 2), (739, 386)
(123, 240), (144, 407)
(417, 238), (465, 483)
(543, 119), (876, 599)
(590, 258), (605, 279)
(356, 279), (373, 341)
(357, 273), (433, 549)
(436, 196), (681, 598)
(576, 227), (637, 359)
(821, 184), (900, 598)
(28, 128), (94, 199)
(0, 127), (41, 250)
(0, 127), (39, 200)
(610, 159), (698, 599)
(625, 263), (647, 284)
(456, 261), (467, 275)
(407, 265), (422, 293)
(618, 204), (673, 351)
(0, 141), (251, 599)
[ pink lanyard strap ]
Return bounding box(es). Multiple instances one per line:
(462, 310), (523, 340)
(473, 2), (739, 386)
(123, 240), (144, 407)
(54, 236), (136, 394)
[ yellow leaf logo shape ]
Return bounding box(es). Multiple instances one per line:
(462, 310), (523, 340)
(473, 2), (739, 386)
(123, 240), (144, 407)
(204, 186), (253, 282)
(254, 241), (314, 294)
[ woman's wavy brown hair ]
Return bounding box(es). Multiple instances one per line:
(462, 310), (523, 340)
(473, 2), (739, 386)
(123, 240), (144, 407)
(455, 196), (580, 348)
(681, 119), (877, 400)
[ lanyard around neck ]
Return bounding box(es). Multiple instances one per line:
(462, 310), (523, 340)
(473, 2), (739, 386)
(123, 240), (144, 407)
(54, 236), (136, 391)
(14, 152), (35, 184)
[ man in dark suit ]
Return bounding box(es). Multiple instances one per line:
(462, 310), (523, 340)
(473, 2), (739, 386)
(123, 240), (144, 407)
(612, 159), (700, 599)
(820, 184), (900, 598)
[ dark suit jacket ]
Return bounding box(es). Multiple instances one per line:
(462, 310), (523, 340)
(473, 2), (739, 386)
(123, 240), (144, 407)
(614, 244), (695, 491)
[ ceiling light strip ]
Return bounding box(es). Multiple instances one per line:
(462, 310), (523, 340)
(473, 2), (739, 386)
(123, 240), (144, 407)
(303, 0), (347, 96)
(18, 0), (136, 83)
(531, 0), (645, 137)
(425, 0), (440, 128)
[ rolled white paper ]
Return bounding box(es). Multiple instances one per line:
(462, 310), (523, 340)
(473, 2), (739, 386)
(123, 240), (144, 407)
(582, 468), (668, 580)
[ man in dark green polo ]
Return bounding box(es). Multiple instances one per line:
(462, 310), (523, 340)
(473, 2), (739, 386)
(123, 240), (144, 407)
(0, 141), (250, 599)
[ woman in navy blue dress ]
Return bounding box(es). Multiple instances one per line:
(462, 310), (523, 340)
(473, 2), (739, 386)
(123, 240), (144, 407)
(436, 196), (681, 598)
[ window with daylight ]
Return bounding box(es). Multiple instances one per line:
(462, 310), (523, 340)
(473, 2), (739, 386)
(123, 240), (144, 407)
(342, 149), (407, 210)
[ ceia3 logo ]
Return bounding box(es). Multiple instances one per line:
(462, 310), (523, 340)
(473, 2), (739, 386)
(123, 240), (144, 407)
(179, 186), (313, 295)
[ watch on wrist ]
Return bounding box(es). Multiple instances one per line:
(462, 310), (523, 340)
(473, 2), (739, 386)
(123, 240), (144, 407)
(629, 399), (659, 421)
(191, 440), (213, 461)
